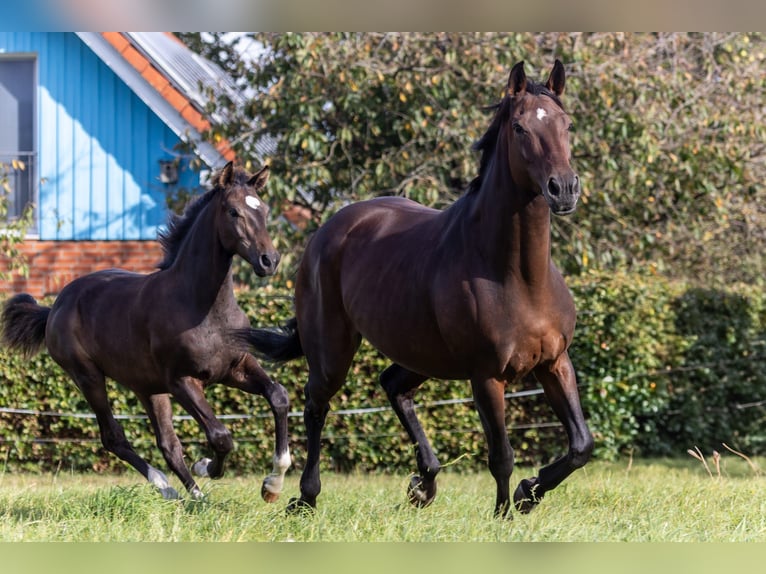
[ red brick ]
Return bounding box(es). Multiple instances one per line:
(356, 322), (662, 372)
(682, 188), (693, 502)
(0, 241), (164, 297)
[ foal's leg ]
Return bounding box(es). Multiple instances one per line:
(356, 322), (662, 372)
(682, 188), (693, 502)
(471, 377), (514, 518)
(513, 352), (594, 513)
(66, 366), (180, 499)
(139, 393), (204, 499)
(379, 364), (438, 507)
(223, 354), (291, 503)
(168, 376), (234, 480)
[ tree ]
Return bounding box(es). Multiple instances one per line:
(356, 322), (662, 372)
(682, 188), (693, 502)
(182, 32), (765, 286)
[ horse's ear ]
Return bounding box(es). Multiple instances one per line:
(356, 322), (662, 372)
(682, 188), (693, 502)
(218, 161), (235, 187)
(546, 59), (566, 96)
(247, 164), (270, 189)
(507, 61), (527, 97)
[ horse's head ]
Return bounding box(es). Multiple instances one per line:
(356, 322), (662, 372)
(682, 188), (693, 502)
(505, 60), (581, 215)
(214, 161), (280, 277)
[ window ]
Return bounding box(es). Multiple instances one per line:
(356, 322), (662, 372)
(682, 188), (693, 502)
(0, 56), (36, 229)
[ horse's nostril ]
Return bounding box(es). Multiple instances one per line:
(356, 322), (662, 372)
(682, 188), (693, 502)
(547, 177), (561, 196)
(261, 254), (272, 269)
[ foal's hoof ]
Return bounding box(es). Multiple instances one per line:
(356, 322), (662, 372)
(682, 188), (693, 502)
(285, 497), (316, 516)
(261, 481), (281, 503)
(158, 486), (181, 500)
(513, 478), (541, 514)
(192, 458), (212, 478)
(407, 475), (436, 508)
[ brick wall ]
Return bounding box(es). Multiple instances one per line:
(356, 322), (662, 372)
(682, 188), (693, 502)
(0, 240), (164, 298)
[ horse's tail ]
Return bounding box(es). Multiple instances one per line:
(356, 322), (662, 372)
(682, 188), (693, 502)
(1, 293), (51, 359)
(235, 317), (304, 363)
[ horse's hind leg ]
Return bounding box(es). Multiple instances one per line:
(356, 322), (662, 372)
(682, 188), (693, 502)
(139, 393), (204, 499)
(65, 366), (180, 499)
(471, 377), (514, 518)
(514, 352), (594, 513)
(379, 364), (439, 508)
(223, 354), (291, 503)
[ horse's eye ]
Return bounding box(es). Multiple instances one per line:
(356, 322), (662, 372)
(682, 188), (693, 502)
(512, 123), (527, 136)
(567, 123), (575, 132)
(228, 207), (240, 218)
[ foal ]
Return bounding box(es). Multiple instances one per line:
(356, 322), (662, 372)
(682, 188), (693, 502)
(2, 162), (291, 501)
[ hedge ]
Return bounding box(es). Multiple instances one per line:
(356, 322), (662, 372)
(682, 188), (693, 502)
(1, 272), (764, 477)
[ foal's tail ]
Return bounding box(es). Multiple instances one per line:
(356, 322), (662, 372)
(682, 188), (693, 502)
(1, 293), (51, 359)
(236, 317), (304, 363)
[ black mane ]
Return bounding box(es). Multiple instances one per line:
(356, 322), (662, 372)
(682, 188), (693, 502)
(466, 81), (563, 195)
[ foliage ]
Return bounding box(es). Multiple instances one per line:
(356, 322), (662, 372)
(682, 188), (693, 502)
(184, 32), (765, 286)
(0, 161), (35, 280)
(1, 274), (764, 475)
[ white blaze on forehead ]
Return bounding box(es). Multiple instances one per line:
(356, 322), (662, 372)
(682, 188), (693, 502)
(245, 195), (261, 210)
(536, 107), (548, 121)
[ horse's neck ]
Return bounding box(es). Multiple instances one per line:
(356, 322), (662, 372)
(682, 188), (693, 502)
(465, 160), (553, 287)
(166, 205), (236, 308)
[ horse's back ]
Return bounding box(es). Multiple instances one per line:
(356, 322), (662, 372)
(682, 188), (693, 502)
(45, 268), (154, 374)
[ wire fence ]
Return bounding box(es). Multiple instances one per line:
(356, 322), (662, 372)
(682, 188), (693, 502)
(2, 354), (765, 447)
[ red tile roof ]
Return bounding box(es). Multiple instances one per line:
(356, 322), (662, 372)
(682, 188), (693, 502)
(100, 32), (235, 162)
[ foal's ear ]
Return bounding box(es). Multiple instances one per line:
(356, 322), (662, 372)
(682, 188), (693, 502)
(545, 59), (566, 96)
(218, 161), (235, 187)
(507, 61), (527, 97)
(247, 164), (270, 189)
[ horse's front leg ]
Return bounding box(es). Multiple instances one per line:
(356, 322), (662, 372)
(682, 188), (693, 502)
(514, 352), (594, 513)
(471, 376), (514, 518)
(169, 376), (234, 481)
(224, 354), (291, 503)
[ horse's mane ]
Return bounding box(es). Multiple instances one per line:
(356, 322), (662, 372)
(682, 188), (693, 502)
(156, 165), (251, 270)
(466, 81), (563, 196)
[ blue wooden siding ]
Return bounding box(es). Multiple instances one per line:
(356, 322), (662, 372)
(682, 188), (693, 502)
(0, 32), (201, 240)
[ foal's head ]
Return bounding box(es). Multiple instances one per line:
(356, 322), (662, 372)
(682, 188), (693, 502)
(502, 60), (581, 215)
(214, 161), (280, 276)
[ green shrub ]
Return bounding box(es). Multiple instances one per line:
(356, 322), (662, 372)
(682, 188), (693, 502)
(1, 274), (764, 476)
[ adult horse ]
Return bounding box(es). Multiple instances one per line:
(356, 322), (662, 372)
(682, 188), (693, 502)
(1, 161), (291, 502)
(243, 60), (594, 517)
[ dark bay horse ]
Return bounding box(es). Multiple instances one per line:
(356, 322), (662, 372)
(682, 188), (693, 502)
(244, 60), (594, 517)
(1, 162), (291, 502)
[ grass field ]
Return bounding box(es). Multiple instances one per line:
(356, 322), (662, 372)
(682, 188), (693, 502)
(1, 457), (766, 542)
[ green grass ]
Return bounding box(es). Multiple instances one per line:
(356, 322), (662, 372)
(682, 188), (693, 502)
(1, 457), (766, 541)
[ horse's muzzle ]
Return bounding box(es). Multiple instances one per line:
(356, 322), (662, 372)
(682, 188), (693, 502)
(544, 173), (581, 215)
(252, 250), (281, 276)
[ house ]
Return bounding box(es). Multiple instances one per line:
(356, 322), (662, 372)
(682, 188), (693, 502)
(0, 32), (250, 297)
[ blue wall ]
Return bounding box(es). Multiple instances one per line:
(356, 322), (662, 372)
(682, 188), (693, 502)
(0, 32), (201, 240)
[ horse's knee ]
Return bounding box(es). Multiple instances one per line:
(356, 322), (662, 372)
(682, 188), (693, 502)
(210, 426), (234, 455)
(570, 434), (594, 468)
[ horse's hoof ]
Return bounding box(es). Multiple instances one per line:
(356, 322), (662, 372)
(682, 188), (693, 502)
(285, 497), (316, 516)
(158, 486), (181, 500)
(513, 478), (541, 514)
(192, 458), (212, 478)
(261, 482), (281, 503)
(407, 475), (436, 508)
(188, 487), (207, 501)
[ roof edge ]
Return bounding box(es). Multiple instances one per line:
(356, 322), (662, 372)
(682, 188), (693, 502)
(76, 32), (228, 170)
